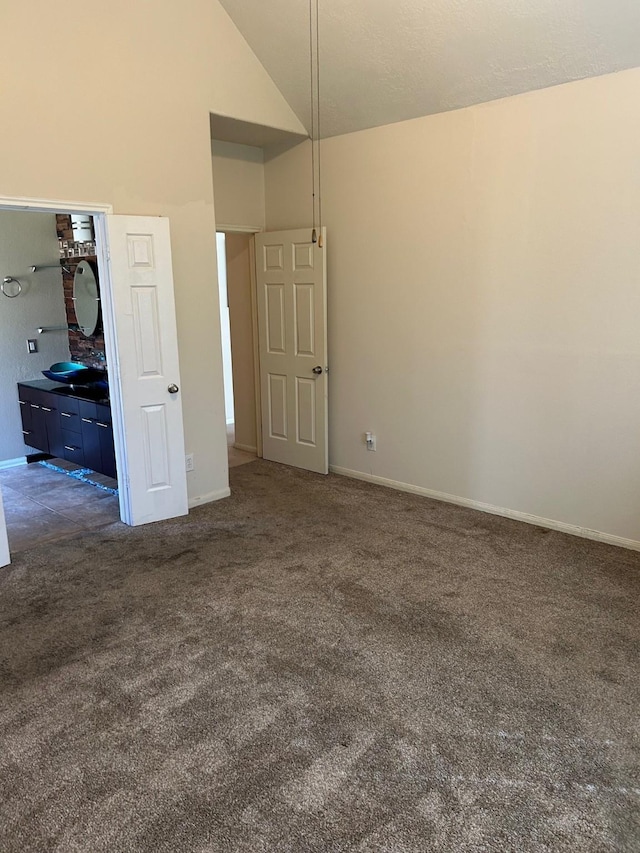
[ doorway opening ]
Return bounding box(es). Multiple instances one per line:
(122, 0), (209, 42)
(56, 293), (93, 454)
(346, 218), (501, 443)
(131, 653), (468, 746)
(0, 197), (191, 567)
(216, 231), (260, 470)
(0, 207), (121, 553)
(213, 225), (329, 477)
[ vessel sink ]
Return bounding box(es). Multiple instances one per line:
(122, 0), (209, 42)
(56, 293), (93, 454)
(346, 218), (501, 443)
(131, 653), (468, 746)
(42, 362), (106, 386)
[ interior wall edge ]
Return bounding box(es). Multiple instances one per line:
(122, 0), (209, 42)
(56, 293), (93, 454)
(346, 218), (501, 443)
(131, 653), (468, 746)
(330, 466), (640, 554)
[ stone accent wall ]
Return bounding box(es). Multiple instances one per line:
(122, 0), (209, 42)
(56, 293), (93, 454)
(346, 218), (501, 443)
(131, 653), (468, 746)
(55, 213), (96, 258)
(55, 213), (73, 244)
(55, 215), (106, 367)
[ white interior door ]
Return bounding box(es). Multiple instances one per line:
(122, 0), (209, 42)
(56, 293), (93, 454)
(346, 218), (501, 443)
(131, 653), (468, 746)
(255, 227), (328, 474)
(104, 215), (189, 525)
(0, 488), (9, 568)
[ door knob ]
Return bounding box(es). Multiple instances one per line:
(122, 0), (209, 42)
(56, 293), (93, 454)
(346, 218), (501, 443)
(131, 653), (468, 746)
(168, 383), (179, 394)
(312, 366), (323, 375)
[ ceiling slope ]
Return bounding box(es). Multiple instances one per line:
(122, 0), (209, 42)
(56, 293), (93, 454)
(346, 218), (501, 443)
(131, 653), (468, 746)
(219, 0), (640, 138)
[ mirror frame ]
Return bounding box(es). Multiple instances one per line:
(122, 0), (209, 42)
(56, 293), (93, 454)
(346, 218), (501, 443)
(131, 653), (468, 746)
(73, 259), (101, 337)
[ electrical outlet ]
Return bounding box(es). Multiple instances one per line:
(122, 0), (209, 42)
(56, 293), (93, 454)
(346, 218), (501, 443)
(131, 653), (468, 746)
(185, 453), (194, 472)
(365, 431), (376, 451)
(27, 339), (38, 354)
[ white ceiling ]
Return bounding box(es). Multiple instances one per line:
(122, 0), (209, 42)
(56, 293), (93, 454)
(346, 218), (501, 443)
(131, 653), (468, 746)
(219, 0), (640, 138)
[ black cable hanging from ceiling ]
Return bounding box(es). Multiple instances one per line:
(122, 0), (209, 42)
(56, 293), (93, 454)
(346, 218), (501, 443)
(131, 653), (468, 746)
(309, 0), (323, 248)
(316, 0), (323, 248)
(309, 0), (316, 243)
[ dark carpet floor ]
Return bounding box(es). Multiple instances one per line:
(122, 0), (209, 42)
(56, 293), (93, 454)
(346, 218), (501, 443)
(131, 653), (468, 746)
(0, 460), (638, 852)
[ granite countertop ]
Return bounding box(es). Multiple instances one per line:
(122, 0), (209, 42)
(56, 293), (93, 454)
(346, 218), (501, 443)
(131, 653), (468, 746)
(18, 378), (110, 405)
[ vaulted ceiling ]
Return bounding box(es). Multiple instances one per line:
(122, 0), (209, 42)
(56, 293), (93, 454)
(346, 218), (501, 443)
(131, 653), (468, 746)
(218, 0), (640, 138)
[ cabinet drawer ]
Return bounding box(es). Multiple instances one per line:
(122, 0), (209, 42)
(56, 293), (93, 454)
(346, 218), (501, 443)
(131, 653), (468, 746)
(20, 388), (43, 433)
(79, 400), (98, 422)
(95, 404), (112, 428)
(18, 384), (40, 405)
(21, 427), (36, 444)
(18, 386), (49, 453)
(18, 396), (32, 431)
(59, 398), (81, 433)
(61, 429), (84, 465)
(96, 408), (116, 478)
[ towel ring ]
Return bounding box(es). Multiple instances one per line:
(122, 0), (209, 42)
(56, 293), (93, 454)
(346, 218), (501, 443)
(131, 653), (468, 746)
(2, 277), (22, 298)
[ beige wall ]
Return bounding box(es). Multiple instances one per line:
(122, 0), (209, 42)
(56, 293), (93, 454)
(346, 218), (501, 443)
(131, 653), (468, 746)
(212, 142), (265, 230)
(0, 212), (71, 462)
(210, 139), (263, 451)
(265, 68), (640, 544)
(1, 0), (305, 504)
(226, 233), (258, 452)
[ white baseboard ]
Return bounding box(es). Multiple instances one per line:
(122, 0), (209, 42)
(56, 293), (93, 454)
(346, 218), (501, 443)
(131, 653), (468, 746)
(0, 457), (27, 471)
(233, 443), (257, 454)
(329, 465), (640, 552)
(188, 487), (231, 509)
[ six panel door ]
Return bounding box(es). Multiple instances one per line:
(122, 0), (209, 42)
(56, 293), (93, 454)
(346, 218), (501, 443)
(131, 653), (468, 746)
(255, 228), (328, 475)
(105, 215), (189, 525)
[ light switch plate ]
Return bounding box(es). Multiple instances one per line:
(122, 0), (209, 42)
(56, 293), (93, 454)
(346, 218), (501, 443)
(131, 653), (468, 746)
(27, 339), (38, 353)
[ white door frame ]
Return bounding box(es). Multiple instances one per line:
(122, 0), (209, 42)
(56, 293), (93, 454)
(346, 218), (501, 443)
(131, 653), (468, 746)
(0, 194), (132, 524)
(216, 226), (263, 458)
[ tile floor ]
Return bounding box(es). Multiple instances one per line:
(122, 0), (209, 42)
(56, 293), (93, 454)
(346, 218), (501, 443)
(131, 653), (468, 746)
(0, 460), (121, 554)
(1, 430), (255, 554)
(227, 423), (257, 469)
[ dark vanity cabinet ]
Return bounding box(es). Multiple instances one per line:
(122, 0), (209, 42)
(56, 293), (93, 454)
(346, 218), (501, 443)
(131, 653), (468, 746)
(79, 400), (117, 479)
(17, 381), (116, 479)
(18, 384), (64, 458)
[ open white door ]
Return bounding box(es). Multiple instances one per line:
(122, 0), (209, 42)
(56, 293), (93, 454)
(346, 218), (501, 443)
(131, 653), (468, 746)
(0, 487), (9, 568)
(104, 215), (188, 526)
(255, 228), (328, 475)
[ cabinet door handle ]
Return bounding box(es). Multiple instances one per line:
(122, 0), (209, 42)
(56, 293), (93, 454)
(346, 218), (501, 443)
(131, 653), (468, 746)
(61, 412), (74, 418)
(64, 445), (79, 452)
(81, 417), (93, 423)
(30, 404), (40, 409)
(96, 422), (109, 429)
(19, 400), (26, 406)
(22, 430), (31, 436)
(42, 406), (53, 412)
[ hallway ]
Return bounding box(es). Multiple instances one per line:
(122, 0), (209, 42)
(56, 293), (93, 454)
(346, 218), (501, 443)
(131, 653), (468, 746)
(227, 423), (256, 469)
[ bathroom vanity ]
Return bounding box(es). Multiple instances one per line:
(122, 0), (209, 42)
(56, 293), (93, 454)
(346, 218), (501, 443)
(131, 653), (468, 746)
(17, 380), (116, 478)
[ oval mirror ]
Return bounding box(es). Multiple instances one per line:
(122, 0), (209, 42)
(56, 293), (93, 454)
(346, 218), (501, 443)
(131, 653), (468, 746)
(73, 260), (101, 337)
